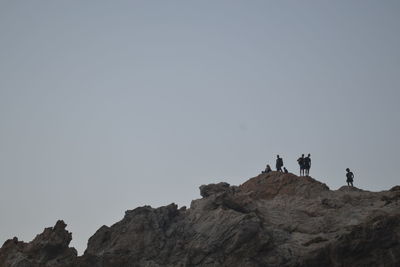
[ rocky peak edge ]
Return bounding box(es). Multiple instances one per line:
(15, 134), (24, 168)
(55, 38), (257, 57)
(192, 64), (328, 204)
(1, 172), (399, 267)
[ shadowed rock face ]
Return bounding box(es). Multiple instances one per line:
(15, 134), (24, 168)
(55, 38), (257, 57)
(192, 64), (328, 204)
(1, 172), (400, 267)
(0, 220), (77, 267)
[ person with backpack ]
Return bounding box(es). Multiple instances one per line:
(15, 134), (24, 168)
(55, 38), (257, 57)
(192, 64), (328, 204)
(304, 154), (311, 176)
(297, 154), (305, 176)
(276, 155), (284, 172)
(346, 168), (354, 187)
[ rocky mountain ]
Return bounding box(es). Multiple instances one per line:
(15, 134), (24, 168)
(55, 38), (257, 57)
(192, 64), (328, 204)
(1, 172), (399, 267)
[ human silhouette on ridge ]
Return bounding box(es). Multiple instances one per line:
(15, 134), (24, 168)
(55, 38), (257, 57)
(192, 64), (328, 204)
(304, 154), (311, 176)
(346, 168), (354, 187)
(276, 155), (283, 172)
(297, 154), (305, 176)
(262, 164), (272, 174)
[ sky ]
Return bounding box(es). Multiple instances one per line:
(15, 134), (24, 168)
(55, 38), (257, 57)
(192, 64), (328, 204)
(0, 0), (399, 254)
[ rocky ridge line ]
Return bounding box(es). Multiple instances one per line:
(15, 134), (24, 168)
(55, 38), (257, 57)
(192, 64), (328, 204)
(1, 172), (399, 266)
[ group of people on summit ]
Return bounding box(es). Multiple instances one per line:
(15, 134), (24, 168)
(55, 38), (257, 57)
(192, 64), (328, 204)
(262, 155), (289, 174)
(262, 154), (355, 187)
(263, 154), (311, 176)
(297, 154), (311, 176)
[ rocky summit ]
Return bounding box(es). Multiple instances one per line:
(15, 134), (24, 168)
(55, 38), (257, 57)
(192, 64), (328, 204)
(1, 172), (400, 267)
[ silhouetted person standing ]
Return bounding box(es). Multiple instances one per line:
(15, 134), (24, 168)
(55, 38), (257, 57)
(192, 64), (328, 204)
(297, 154), (305, 176)
(304, 154), (311, 176)
(346, 168), (354, 187)
(276, 155), (283, 172)
(283, 167), (288, 173)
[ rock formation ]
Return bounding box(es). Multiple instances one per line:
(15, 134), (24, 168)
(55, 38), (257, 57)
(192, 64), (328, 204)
(1, 172), (399, 266)
(0, 220), (77, 267)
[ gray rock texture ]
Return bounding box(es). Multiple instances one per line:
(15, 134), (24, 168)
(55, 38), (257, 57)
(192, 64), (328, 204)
(1, 172), (399, 266)
(0, 220), (77, 267)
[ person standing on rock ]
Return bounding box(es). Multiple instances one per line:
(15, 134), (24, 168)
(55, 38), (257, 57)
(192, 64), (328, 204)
(297, 154), (305, 176)
(304, 154), (311, 176)
(276, 155), (284, 172)
(346, 168), (354, 187)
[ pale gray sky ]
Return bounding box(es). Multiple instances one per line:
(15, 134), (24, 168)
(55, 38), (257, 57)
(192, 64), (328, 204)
(1, 0), (399, 254)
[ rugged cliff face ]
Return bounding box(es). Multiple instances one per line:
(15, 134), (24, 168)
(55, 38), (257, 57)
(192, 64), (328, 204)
(1, 172), (400, 267)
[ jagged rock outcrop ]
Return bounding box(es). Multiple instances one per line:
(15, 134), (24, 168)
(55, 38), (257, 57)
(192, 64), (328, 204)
(1, 172), (400, 266)
(0, 220), (77, 267)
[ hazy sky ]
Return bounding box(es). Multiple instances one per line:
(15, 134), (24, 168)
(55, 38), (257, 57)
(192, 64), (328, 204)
(1, 1), (399, 254)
